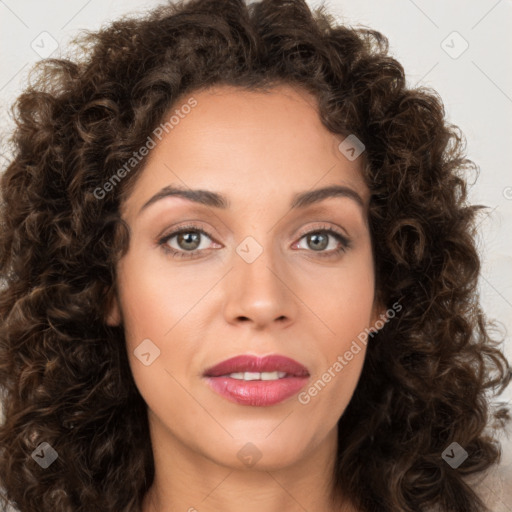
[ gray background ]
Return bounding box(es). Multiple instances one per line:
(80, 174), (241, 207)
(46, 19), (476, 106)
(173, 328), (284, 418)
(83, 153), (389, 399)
(1, 0), (511, 510)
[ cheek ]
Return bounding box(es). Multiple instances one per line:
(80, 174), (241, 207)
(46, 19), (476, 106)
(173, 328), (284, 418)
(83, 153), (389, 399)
(116, 246), (199, 341)
(114, 248), (207, 391)
(299, 322), (369, 426)
(298, 246), (374, 404)
(306, 243), (376, 339)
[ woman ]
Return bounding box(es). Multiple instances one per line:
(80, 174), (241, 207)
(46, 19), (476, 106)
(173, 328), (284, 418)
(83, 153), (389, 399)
(0, 0), (510, 511)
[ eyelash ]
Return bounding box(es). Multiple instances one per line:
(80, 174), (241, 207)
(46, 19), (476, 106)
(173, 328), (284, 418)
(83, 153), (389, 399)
(157, 223), (351, 260)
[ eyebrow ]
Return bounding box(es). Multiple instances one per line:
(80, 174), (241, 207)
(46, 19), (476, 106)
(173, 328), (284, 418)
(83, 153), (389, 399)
(138, 183), (364, 215)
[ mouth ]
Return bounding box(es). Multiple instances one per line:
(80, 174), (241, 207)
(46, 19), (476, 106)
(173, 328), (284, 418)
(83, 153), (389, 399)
(203, 354), (310, 406)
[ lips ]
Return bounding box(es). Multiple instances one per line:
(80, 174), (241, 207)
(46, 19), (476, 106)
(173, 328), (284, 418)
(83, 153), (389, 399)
(203, 354), (310, 378)
(203, 354), (310, 406)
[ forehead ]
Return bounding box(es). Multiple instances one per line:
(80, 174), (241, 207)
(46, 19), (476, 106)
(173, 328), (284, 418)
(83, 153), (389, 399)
(120, 84), (369, 218)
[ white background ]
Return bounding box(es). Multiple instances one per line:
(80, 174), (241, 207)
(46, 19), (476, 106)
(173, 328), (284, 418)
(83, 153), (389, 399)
(1, 0), (511, 510)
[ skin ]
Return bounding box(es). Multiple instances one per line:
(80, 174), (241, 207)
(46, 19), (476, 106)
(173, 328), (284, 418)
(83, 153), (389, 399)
(105, 83), (385, 512)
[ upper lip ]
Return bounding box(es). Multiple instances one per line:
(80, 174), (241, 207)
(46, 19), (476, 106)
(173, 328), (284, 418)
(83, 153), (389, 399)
(203, 354), (310, 378)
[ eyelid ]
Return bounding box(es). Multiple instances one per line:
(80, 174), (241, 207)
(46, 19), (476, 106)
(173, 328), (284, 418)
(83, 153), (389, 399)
(156, 222), (220, 245)
(157, 221), (351, 258)
(295, 223), (351, 248)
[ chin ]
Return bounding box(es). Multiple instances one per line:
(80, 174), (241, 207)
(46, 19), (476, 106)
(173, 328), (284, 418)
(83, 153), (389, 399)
(202, 433), (313, 471)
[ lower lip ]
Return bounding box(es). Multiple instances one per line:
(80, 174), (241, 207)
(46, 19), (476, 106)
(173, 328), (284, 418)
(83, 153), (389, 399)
(204, 376), (309, 406)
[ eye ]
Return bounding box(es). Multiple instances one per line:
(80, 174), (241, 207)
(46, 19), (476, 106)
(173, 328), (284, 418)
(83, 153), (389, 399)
(157, 223), (351, 259)
(293, 225), (351, 258)
(157, 224), (219, 259)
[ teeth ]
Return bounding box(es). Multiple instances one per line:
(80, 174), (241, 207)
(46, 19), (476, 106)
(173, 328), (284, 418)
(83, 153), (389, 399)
(226, 371), (287, 380)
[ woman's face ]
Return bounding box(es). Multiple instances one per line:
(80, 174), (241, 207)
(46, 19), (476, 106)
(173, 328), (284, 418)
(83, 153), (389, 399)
(106, 84), (384, 470)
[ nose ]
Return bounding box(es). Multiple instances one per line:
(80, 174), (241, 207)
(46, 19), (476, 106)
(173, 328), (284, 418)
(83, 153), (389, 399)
(222, 239), (298, 330)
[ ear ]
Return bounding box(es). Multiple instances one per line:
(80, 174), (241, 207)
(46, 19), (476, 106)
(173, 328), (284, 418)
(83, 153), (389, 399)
(104, 287), (122, 327)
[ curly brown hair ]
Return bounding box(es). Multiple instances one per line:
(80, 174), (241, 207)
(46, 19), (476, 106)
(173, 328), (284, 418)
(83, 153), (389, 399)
(0, 0), (510, 511)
